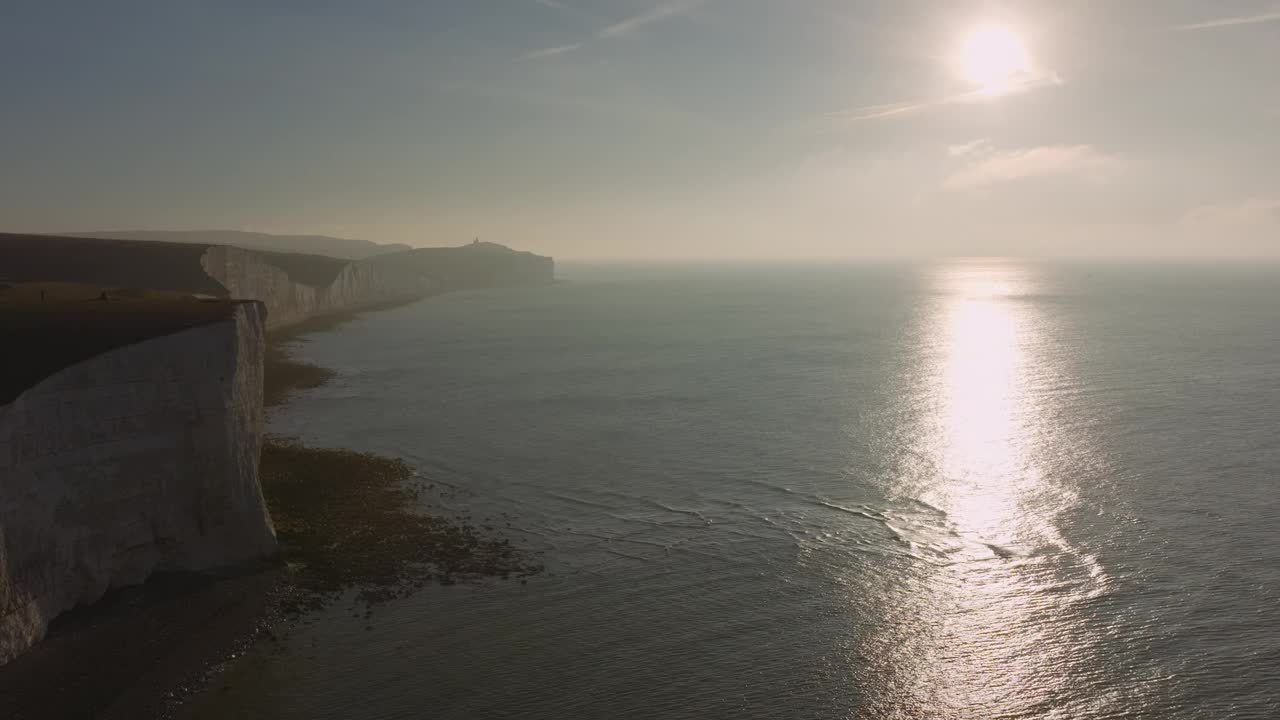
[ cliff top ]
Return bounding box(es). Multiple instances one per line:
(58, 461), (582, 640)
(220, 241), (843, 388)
(364, 241), (552, 269)
(0, 233), (355, 292)
(409, 240), (547, 258)
(63, 229), (412, 260)
(0, 233), (227, 296)
(0, 283), (250, 405)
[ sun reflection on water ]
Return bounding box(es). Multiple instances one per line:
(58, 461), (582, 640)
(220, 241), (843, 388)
(934, 268), (1030, 547)
(861, 261), (1108, 718)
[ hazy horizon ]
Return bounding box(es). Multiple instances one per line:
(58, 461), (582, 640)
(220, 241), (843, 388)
(3, 1), (1277, 259)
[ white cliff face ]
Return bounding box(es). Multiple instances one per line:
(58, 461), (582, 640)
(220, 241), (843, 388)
(323, 259), (436, 314)
(201, 247), (434, 330)
(201, 246), (319, 329)
(0, 303), (277, 664)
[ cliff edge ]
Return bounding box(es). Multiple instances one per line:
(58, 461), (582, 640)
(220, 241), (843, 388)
(0, 233), (555, 331)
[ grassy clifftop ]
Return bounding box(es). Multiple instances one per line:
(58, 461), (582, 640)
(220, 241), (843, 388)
(67, 229), (411, 261)
(0, 233), (356, 293)
(0, 283), (246, 405)
(0, 233), (225, 297)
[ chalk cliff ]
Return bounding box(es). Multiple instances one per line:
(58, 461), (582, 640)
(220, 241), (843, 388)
(200, 246), (434, 330)
(0, 233), (555, 332)
(0, 234), (555, 666)
(0, 303), (277, 664)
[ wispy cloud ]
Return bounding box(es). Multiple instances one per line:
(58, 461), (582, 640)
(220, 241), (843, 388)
(1171, 8), (1280, 31)
(534, 0), (598, 22)
(522, 43), (583, 60)
(834, 99), (940, 123)
(599, 1), (702, 38)
(828, 93), (972, 123)
(943, 145), (1120, 191)
(830, 71), (1061, 124)
(525, 0), (707, 60)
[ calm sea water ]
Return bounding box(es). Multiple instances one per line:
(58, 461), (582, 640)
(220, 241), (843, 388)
(186, 260), (1280, 719)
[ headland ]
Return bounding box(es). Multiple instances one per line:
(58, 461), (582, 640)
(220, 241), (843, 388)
(0, 232), (553, 718)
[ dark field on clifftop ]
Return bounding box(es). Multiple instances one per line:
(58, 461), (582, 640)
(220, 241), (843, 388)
(0, 283), (242, 404)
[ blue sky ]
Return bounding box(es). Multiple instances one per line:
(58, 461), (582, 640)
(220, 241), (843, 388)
(2, 0), (1277, 257)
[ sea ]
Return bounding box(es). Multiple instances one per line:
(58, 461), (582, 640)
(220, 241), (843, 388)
(183, 260), (1280, 719)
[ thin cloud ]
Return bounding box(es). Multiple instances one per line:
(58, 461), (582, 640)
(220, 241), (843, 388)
(599, 1), (703, 38)
(522, 43), (583, 60)
(943, 145), (1120, 191)
(525, 0), (707, 60)
(834, 99), (938, 122)
(1171, 8), (1280, 31)
(831, 71), (1061, 124)
(534, 0), (598, 22)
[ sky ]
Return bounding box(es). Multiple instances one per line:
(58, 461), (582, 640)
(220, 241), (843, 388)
(2, 0), (1278, 259)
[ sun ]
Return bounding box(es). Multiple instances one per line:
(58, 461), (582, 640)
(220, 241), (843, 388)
(958, 24), (1031, 95)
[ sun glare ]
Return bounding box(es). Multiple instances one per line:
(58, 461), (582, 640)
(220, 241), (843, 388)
(958, 24), (1031, 95)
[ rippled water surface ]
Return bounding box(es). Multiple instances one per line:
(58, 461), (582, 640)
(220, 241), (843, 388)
(186, 261), (1280, 719)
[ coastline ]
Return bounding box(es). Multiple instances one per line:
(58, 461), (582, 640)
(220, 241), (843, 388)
(0, 295), (538, 719)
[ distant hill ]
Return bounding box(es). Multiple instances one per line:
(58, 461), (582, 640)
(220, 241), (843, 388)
(63, 230), (412, 260)
(366, 241), (555, 290)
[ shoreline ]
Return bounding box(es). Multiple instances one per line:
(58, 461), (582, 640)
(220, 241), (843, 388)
(0, 296), (538, 719)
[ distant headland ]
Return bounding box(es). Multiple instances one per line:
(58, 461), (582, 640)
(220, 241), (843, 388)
(0, 231), (554, 332)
